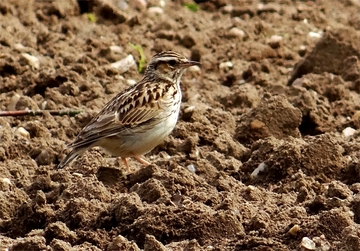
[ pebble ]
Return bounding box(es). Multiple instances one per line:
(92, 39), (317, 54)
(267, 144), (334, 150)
(2, 178), (11, 185)
(219, 61), (233, 70)
(109, 45), (123, 54)
(110, 54), (136, 74)
(228, 27), (246, 39)
(184, 105), (195, 114)
(117, 0), (129, 10)
(251, 162), (267, 178)
(222, 5), (234, 13)
(159, 0), (166, 7)
(288, 224), (300, 236)
(300, 237), (316, 250)
(14, 127), (30, 139)
(187, 164), (196, 173)
(342, 127), (356, 137)
(267, 35), (283, 48)
(21, 53), (40, 69)
(308, 31), (322, 38)
(148, 7), (164, 14)
(13, 43), (26, 51)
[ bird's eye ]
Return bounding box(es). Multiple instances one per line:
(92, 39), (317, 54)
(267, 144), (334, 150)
(168, 60), (176, 66)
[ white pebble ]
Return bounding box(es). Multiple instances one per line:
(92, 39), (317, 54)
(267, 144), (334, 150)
(148, 7), (164, 14)
(250, 162), (267, 178)
(299, 45), (307, 51)
(2, 178), (11, 185)
(257, 3), (265, 10)
(300, 237), (316, 250)
(109, 45), (123, 54)
(223, 5), (234, 13)
(228, 27), (245, 38)
(72, 172), (83, 178)
(14, 127), (30, 139)
(184, 106), (195, 113)
(308, 31), (322, 38)
(21, 53), (40, 69)
(117, 0), (129, 10)
(159, 0), (166, 7)
(187, 164), (196, 173)
(268, 35), (283, 44)
(219, 61), (233, 70)
(342, 127), (356, 137)
(110, 54), (136, 74)
(14, 43), (26, 51)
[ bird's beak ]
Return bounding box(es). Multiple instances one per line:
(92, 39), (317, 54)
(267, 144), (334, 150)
(181, 60), (201, 68)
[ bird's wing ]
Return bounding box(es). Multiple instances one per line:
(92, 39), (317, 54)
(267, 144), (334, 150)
(68, 83), (167, 149)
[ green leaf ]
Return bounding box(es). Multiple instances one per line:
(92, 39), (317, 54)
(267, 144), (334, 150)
(183, 3), (198, 12)
(129, 43), (147, 73)
(86, 13), (97, 23)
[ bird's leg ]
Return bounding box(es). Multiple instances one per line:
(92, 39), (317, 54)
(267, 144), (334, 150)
(134, 155), (151, 166)
(120, 157), (131, 172)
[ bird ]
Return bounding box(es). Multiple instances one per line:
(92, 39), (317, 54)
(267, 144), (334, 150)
(57, 51), (200, 172)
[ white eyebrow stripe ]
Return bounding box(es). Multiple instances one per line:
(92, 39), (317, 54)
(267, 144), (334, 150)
(153, 56), (178, 62)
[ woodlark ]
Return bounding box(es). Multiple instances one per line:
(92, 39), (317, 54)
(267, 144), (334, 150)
(57, 51), (200, 171)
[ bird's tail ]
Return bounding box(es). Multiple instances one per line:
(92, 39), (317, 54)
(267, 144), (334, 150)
(56, 147), (86, 169)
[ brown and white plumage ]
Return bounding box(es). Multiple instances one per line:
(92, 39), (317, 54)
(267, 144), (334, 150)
(57, 51), (200, 171)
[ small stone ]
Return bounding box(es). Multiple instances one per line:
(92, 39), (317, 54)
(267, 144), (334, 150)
(308, 31), (322, 38)
(14, 43), (26, 51)
(148, 7), (164, 14)
(227, 27), (245, 39)
(159, 0), (166, 7)
(222, 5), (234, 13)
(300, 237), (316, 250)
(251, 162), (267, 178)
(21, 53), (40, 69)
(187, 164), (196, 173)
(267, 35), (283, 48)
(342, 127), (356, 137)
(109, 45), (123, 54)
(14, 127), (30, 139)
(288, 224), (300, 236)
(110, 54), (136, 74)
(184, 106), (195, 114)
(250, 119), (265, 130)
(219, 61), (233, 70)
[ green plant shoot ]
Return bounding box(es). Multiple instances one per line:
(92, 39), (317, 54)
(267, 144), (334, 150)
(129, 43), (147, 73)
(87, 13), (97, 23)
(183, 3), (198, 12)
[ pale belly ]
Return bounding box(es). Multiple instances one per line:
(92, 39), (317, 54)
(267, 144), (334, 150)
(95, 110), (179, 157)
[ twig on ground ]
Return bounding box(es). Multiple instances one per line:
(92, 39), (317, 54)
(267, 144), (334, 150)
(0, 110), (82, 117)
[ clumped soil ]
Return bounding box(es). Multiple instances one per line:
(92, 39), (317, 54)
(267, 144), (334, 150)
(1, 0), (360, 250)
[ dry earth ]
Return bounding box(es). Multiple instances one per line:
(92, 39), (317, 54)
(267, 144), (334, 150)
(1, 0), (360, 250)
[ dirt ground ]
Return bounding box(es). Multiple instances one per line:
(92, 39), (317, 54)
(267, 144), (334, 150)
(1, 0), (360, 250)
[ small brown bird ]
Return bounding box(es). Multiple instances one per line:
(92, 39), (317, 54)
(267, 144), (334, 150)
(57, 51), (200, 171)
